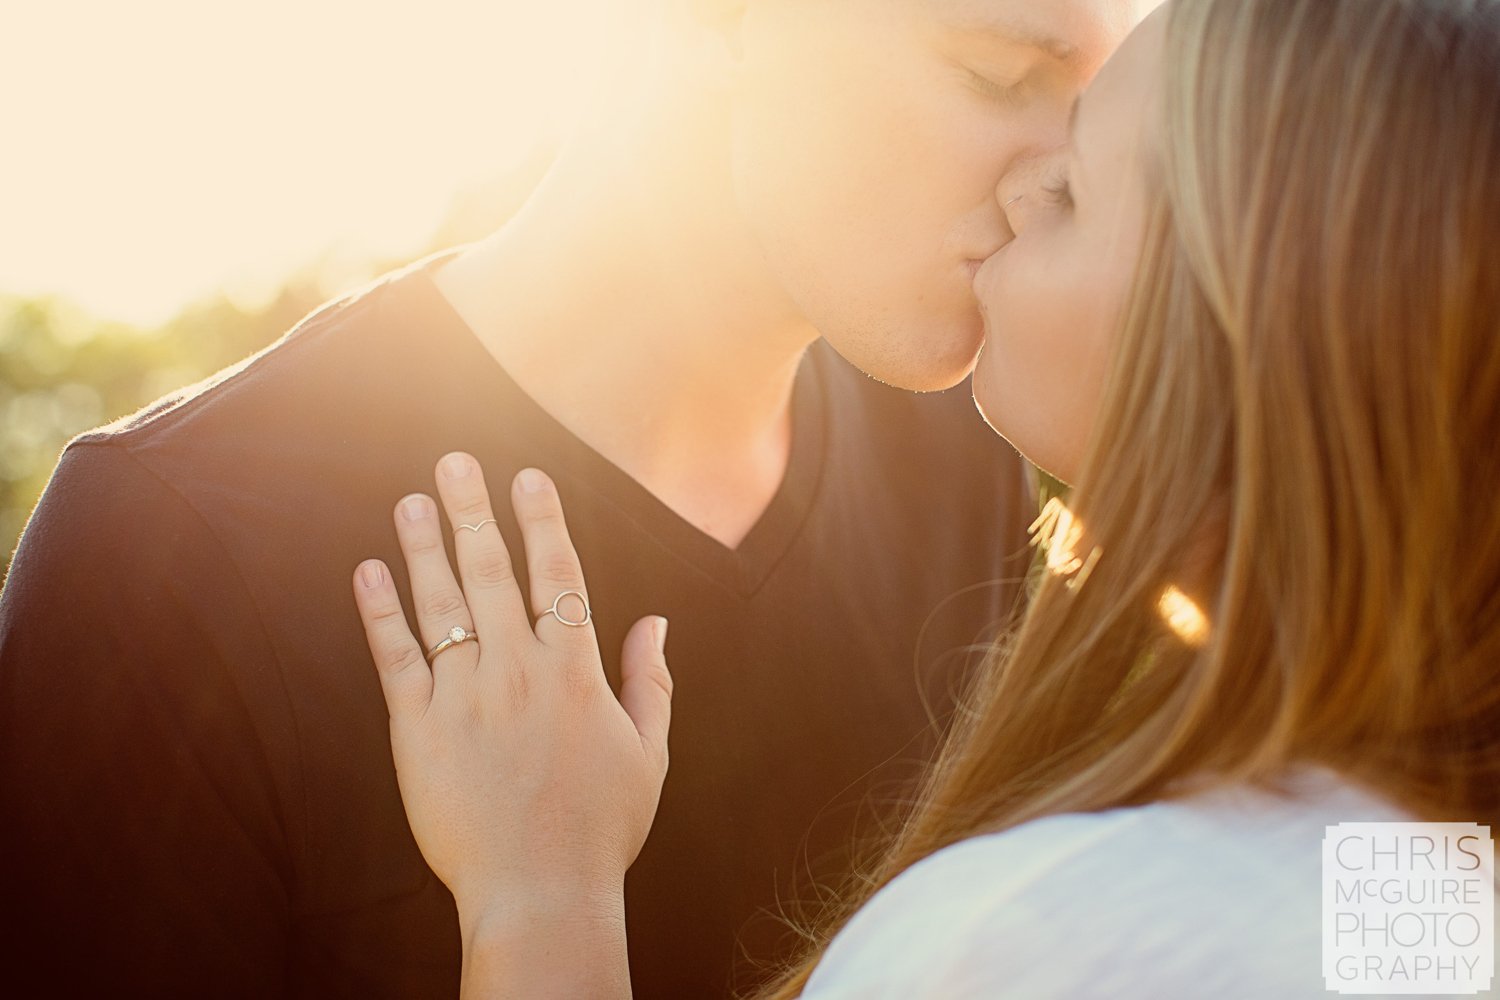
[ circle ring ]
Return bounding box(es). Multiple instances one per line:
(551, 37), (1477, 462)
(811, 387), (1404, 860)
(541, 589), (592, 628)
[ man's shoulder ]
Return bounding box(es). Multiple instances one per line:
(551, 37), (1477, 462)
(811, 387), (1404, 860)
(77, 260), (427, 461)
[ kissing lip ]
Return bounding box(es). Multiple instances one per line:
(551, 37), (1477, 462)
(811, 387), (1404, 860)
(966, 237), (1011, 284)
(970, 255), (1001, 327)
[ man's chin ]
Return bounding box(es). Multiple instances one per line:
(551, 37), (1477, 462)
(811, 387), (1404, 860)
(836, 335), (983, 393)
(858, 341), (984, 392)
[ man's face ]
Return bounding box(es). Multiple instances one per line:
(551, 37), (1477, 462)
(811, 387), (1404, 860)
(729, 0), (1152, 391)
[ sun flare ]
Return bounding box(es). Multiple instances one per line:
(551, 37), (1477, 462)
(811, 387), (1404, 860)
(0, 0), (639, 325)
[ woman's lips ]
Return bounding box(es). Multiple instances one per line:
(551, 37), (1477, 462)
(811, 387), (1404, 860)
(970, 254), (1001, 329)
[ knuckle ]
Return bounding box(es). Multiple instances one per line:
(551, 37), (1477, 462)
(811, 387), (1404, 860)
(469, 548), (516, 588)
(458, 691), (487, 731)
(537, 550), (582, 587)
(402, 530), (444, 557)
(651, 668), (674, 700)
(382, 641), (426, 676)
(524, 500), (566, 527)
(419, 589), (469, 623)
(450, 488), (491, 519)
(366, 599), (409, 627)
(504, 663), (531, 705)
(559, 662), (601, 701)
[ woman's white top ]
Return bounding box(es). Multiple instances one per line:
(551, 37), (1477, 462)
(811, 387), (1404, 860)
(800, 768), (1489, 999)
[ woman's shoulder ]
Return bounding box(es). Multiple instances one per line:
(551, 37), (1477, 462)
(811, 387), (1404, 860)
(802, 769), (1412, 998)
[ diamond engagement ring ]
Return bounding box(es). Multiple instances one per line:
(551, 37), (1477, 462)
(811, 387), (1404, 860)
(425, 625), (477, 663)
(540, 589), (592, 628)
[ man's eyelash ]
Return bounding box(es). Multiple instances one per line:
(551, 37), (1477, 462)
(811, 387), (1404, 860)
(965, 68), (1028, 107)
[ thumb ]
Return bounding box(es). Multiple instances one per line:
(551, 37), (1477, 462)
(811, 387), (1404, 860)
(619, 615), (673, 769)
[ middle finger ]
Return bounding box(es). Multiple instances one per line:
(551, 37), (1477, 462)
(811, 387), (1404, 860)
(432, 451), (531, 648)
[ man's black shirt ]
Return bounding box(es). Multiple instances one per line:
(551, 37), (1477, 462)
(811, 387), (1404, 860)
(0, 255), (1035, 998)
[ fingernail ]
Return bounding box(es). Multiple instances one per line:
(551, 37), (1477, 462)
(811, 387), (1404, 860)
(359, 561), (385, 589)
(401, 494), (432, 521)
(654, 617), (669, 653)
(518, 468), (548, 494)
(441, 453), (472, 479)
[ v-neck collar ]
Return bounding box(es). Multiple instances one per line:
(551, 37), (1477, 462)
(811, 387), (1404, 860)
(404, 260), (829, 600)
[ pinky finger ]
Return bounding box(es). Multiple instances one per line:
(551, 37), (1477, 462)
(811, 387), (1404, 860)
(352, 559), (433, 721)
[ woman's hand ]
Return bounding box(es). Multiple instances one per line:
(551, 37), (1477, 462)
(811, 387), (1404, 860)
(350, 452), (671, 997)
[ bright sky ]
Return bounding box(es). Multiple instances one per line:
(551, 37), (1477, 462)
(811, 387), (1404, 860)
(1, 1), (617, 326)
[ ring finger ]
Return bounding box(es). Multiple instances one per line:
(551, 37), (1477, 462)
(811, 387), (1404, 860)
(393, 492), (478, 671)
(510, 468), (597, 649)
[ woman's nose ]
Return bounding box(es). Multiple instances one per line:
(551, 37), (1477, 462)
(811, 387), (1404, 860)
(1001, 192), (1030, 236)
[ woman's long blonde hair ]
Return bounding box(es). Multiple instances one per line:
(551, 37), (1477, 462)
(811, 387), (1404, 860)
(755, 0), (1500, 994)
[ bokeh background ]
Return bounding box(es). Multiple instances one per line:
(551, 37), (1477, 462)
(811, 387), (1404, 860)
(0, 1), (632, 573)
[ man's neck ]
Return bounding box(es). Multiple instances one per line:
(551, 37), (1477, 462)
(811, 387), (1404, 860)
(431, 158), (820, 550)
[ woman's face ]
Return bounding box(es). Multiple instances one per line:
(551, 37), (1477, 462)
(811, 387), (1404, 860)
(970, 9), (1167, 483)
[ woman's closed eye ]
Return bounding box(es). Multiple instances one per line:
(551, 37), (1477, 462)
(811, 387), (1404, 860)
(1039, 170), (1074, 211)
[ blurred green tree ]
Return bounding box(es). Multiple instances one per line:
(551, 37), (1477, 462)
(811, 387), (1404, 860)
(0, 150), (555, 580)
(0, 285), (326, 577)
